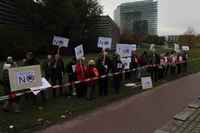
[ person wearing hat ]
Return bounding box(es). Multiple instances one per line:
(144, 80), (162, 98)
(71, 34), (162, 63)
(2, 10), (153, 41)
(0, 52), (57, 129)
(2, 56), (20, 112)
(86, 59), (99, 100)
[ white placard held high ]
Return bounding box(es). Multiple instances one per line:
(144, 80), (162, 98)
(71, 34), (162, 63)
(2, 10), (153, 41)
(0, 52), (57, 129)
(97, 37), (112, 49)
(75, 45), (84, 60)
(141, 77), (153, 90)
(116, 44), (133, 58)
(182, 46), (190, 51)
(53, 36), (69, 48)
(131, 44), (137, 51)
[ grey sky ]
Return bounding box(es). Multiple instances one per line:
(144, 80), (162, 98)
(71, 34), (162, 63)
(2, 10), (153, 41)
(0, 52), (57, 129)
(99, 0), (200, 35)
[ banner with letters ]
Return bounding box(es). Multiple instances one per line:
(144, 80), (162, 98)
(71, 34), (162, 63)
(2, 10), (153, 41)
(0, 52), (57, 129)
(116, 44), (133, 58)
(9, 65), (42, 92)
(97, 37), (112, 49)
(75, 45), (84, 60)
(53, 36), (69, 48)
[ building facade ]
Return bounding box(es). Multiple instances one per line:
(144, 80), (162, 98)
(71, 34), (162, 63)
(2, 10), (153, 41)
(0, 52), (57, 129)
(87, 16), (120, 51)
(0, 0), (31, 29)
(114, 0), (158, 35)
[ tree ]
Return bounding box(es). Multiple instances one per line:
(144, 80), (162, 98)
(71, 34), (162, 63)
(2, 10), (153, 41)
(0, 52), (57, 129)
(15, 0), (103, 41)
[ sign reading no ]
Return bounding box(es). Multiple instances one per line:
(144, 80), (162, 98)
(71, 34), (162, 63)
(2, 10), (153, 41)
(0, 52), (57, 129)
(9, 65), (42, 92)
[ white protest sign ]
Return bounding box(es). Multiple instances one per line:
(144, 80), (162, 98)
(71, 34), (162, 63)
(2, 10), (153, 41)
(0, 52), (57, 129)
(131, 44), (137, 51)
(182, 46), (190, 51)
(150, 44), (155, 52)
(116, 44), (133, 58)
(97, 37), (112, 49)
(53, 36), (69, 48)
(75, 45), (84, 60)
(174, 43), (181, 53)
(121, 58), (131, 69)
(9, 65), (42, 92)
(31, 78), (52, 95)
(141, 77), (153, 90)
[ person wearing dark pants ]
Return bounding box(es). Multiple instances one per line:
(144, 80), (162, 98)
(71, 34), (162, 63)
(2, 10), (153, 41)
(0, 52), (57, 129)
(86, 60), (99, 100)
(76, 58), (87, 98)
(97, 50), (110, 96)
(42, 54), (55, 101)
(2, 56), (20, 112)
(149, 52), (160, 82)
(66, 57), (77, 97)
(52, 54), (65, 97)
(111, 54), (123, 94)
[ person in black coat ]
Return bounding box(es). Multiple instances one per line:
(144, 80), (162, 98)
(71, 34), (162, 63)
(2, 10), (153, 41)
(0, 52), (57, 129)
(66, 57), (77, 97)
(111, 54), (123, 94)
(148, 51), (160, 82)
(52, 54), (65, 97)
(96, 49), (111, 96)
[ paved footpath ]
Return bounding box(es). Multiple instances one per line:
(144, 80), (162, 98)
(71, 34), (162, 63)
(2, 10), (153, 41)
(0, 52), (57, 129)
(39, 73), (200, 133)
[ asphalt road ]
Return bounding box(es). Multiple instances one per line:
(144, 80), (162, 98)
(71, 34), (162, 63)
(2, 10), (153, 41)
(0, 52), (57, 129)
(39, 73), (200, 133)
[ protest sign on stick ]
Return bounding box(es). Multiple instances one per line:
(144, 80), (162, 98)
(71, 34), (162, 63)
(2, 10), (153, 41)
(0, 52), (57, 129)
(53, 36), (69, 55)
(97, 37), (112, 49)
(53, 36), (69, 48)
(182, 45), (190, 51)
(75, 45), (84, 60)
(9, 65), (42, 92)
(116, 44), (134, 58)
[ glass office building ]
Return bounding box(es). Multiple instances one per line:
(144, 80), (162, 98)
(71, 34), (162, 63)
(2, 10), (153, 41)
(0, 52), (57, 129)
(114, 0), (158, 35)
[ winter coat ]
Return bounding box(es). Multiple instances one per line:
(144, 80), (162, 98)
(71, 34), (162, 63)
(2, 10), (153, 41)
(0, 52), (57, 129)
(86, 66), (99, 86)
(76, 64), (87, 81)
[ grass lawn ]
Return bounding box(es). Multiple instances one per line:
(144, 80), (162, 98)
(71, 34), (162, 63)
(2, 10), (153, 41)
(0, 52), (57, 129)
(0, 46), (200, 133)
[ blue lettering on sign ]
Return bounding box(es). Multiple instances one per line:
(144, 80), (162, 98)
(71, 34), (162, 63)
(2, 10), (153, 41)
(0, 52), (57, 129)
(16, 72), (35, 85)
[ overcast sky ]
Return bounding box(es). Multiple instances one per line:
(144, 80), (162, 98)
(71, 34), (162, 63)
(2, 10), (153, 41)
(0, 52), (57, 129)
(99, 0), (200, 35)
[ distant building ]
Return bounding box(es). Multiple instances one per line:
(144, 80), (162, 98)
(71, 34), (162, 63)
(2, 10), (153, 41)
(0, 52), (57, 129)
(87, 16), (120, 51)
(165, 35), (179, 43)
(0, 0), (30, 28)
(114, 0), (158, 35)
(0, 0), (17, 25)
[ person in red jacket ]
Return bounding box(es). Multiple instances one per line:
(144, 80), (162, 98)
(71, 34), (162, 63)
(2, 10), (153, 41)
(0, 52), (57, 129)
(76, 57), (87, 98)
(86, 60), (99, 100)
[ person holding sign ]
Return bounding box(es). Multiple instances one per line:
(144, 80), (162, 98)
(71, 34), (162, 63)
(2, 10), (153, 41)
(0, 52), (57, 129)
(1, 57), (20, 112)
(97, 50), (111, 96)
(111, 54), (123, 94)
(76, 57), (87, 98)
(66, 57), (77, 97)
(52, 54), (65, 97)
(42, 54), (55, 100)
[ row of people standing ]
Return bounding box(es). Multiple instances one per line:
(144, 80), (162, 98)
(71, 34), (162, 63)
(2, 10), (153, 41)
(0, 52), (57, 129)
(1, 49), (188, 112)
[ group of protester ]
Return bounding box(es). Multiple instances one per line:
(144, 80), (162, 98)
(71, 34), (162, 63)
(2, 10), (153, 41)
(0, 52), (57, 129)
(0, 48), (188, 112)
